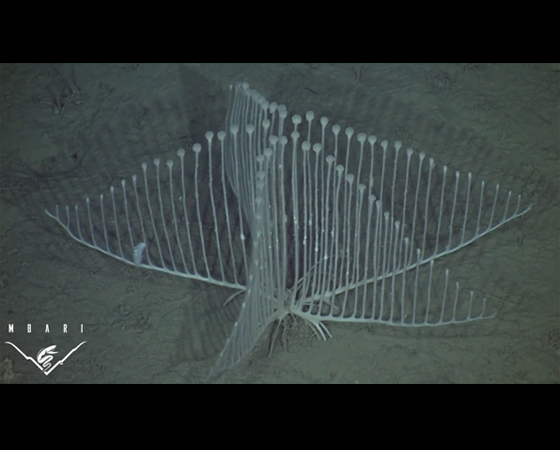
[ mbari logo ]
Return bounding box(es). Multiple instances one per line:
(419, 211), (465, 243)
(5, 341), (87, 376)
(5, 323), (86, 376)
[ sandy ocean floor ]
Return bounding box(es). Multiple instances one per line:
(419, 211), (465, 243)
(0, 63), (558, 383)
